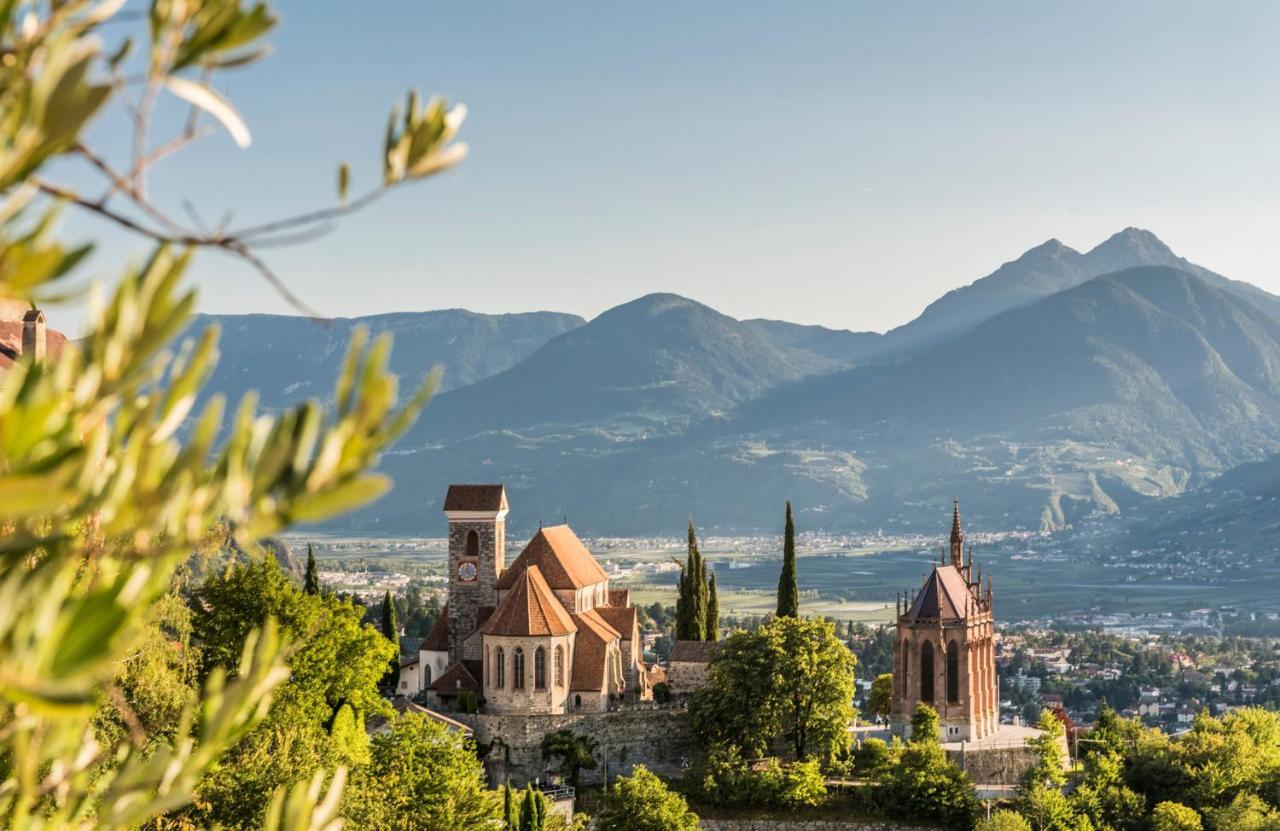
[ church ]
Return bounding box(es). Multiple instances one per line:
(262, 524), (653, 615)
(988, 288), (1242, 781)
(398, 484), (651, 714)
(891, 501), (1000, 742)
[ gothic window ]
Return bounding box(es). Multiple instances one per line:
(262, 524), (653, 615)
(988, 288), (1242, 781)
(920, 640), (935, 704)
(535, 647), (547, 690)
(466, 529), (479, 558)
(946, 640), (960, 704)
(555, 646), (565, 687)
(901, 640), (911, 689)
(513, 647), (525, 689)
(495, 647), (505, 688)
(425, 665), (432, 687)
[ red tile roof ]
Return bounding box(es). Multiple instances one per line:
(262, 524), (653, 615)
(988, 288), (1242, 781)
(0, 321), (68, 369)
(429, 661), (481, 695)
(496, 525), (608, 591)
(596, 605), (637, 642)
(608, 588), (630, 607)
(905, 565), (980, 620)
(443, 484), (508, 512)
(568, 608), (620, 692)
(421, 607), (450, 652)
(481, 565), (576, 637)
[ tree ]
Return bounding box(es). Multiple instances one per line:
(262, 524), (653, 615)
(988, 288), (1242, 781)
(305, 543), (321, 595)
(977, 811), (1033, 831)
(868, 673), (894, 720)
(777, 500), (799, 618)
(676, 520), (708, 641)
(0, 1), (464, 827)
(343, 713), (500, 831)
(691, 616), (856, 760)
(381, 589), (401, 688)
(1152, 802), (1203, 831)
(909, 702), (941, 745)
(705, 570), (720, 641)
(541, 729), (599, 788)
(1021, 708), (1068, 791)
(875, 737), (980, 828)
(597, 766), (700, 831)
(504, 782), (522, 831)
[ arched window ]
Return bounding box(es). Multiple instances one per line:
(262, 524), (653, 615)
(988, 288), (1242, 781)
(901, 640), (910, 686)
(495, 647), (505, 688)
(555, 646), (565, 687)
(425, 665), (432, 687)
(513, 648), (525, 689)
(574, 694), (582, 710)
(535, 647), (547, 689)
(466, 529), (479, 557)
(920, 640), (935, 704)
(946, 640), (960, 704)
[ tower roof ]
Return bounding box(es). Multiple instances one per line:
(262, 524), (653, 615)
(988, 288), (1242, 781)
(444, 484), (508, 512)
(481, 565), (577, 637)
(904, 564), (982, 621)
(496, 525), (608, 591)
(950, 499), (963, 545)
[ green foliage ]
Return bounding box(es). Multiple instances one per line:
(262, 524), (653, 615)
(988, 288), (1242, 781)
(504, 782), (521, 831)
(675, 520), (708, 641)
(705, 570), (719, 642)
(850, 738), (893, 779)
(597, 766), (700, 831)
(1018, 783), (1094, 831)
(691, 616), (856, 760)
(1021, 709), (1067, 791)
(380, 589), (400, 687)
(776, 500), (799, 618)
(517, 784), (549, 831)
(868, 673), (893, 719)
(342, 713), (500, 831)
(698, 746), (826, 809)
(1152, 802), (1203, 831)
(1206, 793), (1280, 831)
(872, 739), (980, 829)
(909, 702), (941, 745)
(0, 1), (462, 826)
(976, 811), (1033, 831)
(304, 544), (320, 595)
(329, 703), (369, 766)
(540, 729), (598, 788)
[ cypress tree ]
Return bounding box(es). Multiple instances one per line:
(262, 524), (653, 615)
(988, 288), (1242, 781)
(380, 590), (399, 687)
(777, 500), (799, 618)
(503, 783), (519, 830)
(303, 543), (320, 595)
(705, 570), (719, 641)
(686, 520), (706, 641)
(533, 786), (546, 830)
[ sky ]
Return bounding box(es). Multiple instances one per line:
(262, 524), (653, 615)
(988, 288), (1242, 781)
(59, 0), (1280, 333)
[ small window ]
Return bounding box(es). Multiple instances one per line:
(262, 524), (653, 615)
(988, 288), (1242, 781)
(466, 529), (480, 557)
(574, 694), (582, 709)
(513, 648), (525, 690)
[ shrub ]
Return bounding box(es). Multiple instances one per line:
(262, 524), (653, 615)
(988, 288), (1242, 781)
(597, 766), (700, 831)
(976, 811), (1033, 831)
(1152, 802), (1203, 831)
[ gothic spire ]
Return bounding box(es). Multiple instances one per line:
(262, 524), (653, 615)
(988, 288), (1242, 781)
(949, 499), (964, 567)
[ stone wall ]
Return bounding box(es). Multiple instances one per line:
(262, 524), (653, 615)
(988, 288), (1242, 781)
(698, 821), (942, 831)
(458, 705), (693, 786)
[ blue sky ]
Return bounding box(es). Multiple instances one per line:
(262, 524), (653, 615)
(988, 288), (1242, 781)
(63, 0), (1280, 332)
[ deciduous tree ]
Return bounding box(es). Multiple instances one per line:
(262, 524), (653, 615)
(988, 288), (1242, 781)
(597, 766), (700, 831)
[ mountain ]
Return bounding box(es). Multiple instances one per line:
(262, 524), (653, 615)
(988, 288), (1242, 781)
(876, 228), (1280, 355)
(406, 293), (851, 442)
(187, 308), (585, 409)
(742, 319), (882, 367)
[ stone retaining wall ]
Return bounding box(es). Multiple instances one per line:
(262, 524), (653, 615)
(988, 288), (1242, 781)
(457, 706), (693, 786)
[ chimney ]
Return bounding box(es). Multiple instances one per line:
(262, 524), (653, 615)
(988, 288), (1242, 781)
(22, 309), (46, 363)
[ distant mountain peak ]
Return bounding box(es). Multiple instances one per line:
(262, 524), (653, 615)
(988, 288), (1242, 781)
(1023, 237), (1076, 258)
(1087, 227), (1178, 264)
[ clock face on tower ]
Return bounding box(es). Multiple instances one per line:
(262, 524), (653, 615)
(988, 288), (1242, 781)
(457, 561), (478, 582)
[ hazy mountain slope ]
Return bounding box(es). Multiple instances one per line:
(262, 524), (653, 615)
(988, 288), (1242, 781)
(876, 228), (1280, 355)
(188, 308), (584, 408)
(408, 293), (842, 442)
(742, 319), (883, 368)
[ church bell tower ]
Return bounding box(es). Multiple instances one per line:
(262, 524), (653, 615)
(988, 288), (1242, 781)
(442, 484), (508, 662)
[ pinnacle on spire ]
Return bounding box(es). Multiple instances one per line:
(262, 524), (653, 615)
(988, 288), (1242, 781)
(949, 499), (964, 567)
